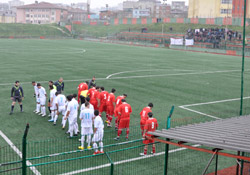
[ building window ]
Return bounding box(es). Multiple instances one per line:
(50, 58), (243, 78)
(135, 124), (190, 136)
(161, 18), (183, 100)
(220, 9), (232, 14)
(26, 14), (30, 17)
(51, 17), (54, 21)
(51, 12), (55, 15)
(42, 14), (45, 18)
(25, 9), (29, 12)
(34, 14), (37, 17)
(38, 14), (41, 17)
(221, 0), (232, 4)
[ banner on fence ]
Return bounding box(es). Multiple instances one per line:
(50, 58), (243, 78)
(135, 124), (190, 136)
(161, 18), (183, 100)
(185, 39), (194, 46)
(170, 38), (183, 45)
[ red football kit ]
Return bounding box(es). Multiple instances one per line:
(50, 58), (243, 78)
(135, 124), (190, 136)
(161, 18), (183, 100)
(88, 88), (98, 109)
(118, 103), (132, 129)
(114, 96), (124, 117)
(143, 118), (158, 144)
(99, 91), (109, 113)
(106, 93), (116, 116)
(140, 107), (152, 131)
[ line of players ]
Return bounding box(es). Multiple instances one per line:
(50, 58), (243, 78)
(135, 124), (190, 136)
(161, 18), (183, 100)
(32, 80), (159, 156)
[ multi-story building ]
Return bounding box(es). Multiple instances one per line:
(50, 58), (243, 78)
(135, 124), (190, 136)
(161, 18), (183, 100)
(154, 4), (171, 18)
(0, 10), (16, 23)
(171, 1), (188, 18)
(188, 0), (233, 18)
(232, 0), (250, 18)
(133, 8), (150, 18)
(16, 2), (68, 24)
(123, 0), (161, 17)
(71, 3), (88, 11)
(0, 3), (9, 11)
(68, 7), (88, 22)
(9, 0), (24, 12)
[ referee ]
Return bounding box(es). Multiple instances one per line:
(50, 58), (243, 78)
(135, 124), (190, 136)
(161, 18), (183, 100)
(10, 81), (24, 115)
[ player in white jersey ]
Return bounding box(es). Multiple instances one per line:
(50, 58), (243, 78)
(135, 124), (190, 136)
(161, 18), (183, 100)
(72, 94), (79, 134)
(54, 92), (66, 126)
(37, 83), (47, 117)
(92, 110), (104, 155)
(62, 101), (68, 130)
(81, 97), (94, 112)
(65, 95), (79, 138)
(48, 85), (57, 122)
(78, 102), (94, 150)
(32, 81), (40, 113)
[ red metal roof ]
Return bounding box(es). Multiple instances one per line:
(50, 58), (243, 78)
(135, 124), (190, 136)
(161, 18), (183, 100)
(17, 2), (64, 9)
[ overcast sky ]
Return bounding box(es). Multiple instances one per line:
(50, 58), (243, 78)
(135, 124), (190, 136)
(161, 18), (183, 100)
(1, 0), (188, 9)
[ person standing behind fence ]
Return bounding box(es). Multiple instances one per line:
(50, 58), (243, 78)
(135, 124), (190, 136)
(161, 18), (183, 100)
(54, 77), (64, 94)
(10, 81), (24, 115)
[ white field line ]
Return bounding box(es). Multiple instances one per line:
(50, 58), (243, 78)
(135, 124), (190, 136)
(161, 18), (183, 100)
(0, 130), (41, 175)
(179, 96), (250, 120)
(0, 69), (245, 86)
(179, 106), (221, 120)
(59, 144), (200, 175)
(106, 69), (194, 79)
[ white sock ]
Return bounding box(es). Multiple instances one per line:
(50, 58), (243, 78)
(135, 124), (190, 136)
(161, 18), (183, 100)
(93, 143), (98, 152)
(99, 142), (103, 152)
(75, 123), (79, 133)
(62, 117), (66, 127)
(87, 135), (91, 147)
(36, 104), (40, 112)
(81, 135), (85, 147)
(51, 111), (55, 120)
(54, 114), (58, 123)
(42, 106), (46, 115)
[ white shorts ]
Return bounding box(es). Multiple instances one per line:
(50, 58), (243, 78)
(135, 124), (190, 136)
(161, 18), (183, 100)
(58, 106), (66, 115)
(36, 96), (40, 103)
(92, 131), (104, 142)
(50, 103), (56, 110)
(81, 127), (93, 136)
(39, 98), (46, 106)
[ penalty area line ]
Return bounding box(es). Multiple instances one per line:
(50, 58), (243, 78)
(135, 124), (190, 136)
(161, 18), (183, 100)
(59, 144), (200, 175)
(179, 96), (250, 120)
(0, 130), (41, 175)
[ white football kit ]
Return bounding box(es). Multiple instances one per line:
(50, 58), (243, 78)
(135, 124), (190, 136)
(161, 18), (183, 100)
(38, 87), (46, 105)
(92, 115), (104, 142)
(50, 89), (57, 110)
(80, 108), (94, 135)
(55, 94), (66, 115)
(66, 100), (79, 137)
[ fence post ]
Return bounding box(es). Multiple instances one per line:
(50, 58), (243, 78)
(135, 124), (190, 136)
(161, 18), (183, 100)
(22, 124), (30, 175)
(164, 106), (175, 175)
(105, 152), (114, 175)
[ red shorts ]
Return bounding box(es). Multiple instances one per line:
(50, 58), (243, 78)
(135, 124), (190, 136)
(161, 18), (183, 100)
(140, 120), (147, 131)
(107, 105), (114, 115)
(99, 103), (107, 113)
(118, 119), (130, 129)
(143, 134), (155, 144)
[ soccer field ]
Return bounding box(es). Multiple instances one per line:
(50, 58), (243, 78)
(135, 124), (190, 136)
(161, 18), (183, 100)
(1, 39), (250, 174)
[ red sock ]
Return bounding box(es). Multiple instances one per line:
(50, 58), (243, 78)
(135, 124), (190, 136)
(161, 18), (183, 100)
(118, 130), (122, 137)
(115, 118), (118, 128)
(144, 148), (147, 155)
(109, 116), (113, 122)
(152, 146), (156, 154)
(126, 129), (129, 138)
(106, 114), (108, 119)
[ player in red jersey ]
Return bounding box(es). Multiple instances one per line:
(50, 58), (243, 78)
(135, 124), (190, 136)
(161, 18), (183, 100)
(114, 99), (132, 141)
(98, 87), (109, 117)
(94, 86), (100, 110)
(106, 88), (116, 127)
(87, 84), (98, 109)
(77, 81), (88, 103)
(140, 103), (153, 136)
(140, 112), (158, 156)
(114, 94), (127, 130)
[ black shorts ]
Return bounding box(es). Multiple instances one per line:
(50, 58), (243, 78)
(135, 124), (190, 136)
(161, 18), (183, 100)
(12, 97), (22, 103)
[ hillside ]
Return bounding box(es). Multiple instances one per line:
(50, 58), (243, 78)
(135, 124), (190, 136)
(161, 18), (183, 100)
(0, 23), (70, 38)
(73, 23), (250, 38)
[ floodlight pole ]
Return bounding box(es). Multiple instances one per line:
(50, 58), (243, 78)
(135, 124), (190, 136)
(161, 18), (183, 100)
(164, 106), (174, 175)
(240, 0), (247, 116)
